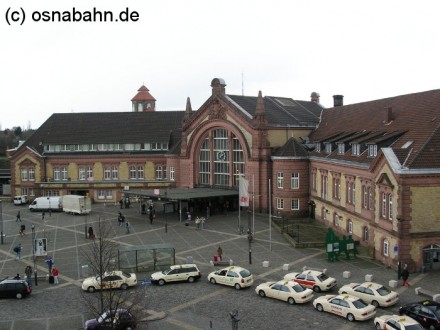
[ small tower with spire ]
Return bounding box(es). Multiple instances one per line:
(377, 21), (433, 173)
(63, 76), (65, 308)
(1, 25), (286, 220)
(131, 85), (156, 112)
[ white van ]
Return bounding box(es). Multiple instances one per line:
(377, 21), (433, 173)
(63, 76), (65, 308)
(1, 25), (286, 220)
(29, 196), (63, 212)
(13, 195), (28, 205)
(62, 195), (91, 215)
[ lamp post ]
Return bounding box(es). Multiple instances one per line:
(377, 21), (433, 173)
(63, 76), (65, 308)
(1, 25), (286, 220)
(0, 200), (3, 244)
(31, 224), (38, 286)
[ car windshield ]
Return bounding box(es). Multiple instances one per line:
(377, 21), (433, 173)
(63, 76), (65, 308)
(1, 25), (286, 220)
(317, 273), (329, 281)
(352, 299), (368, 309)
(427, 305), (440, 318)
(122, 271), (131, 278)
(376, 286), (391, 296)
(405, 324), (426, 330)
(162, 269), (173, 275)
(239, 269), (251, 278)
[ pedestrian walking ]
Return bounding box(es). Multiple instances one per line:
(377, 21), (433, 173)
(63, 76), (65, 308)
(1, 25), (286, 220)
(88, 226), (95, 239)
(45, 256), (54, 273)
(201, 217), (205, 230)
(51, 267), (59, 284)
(195, 217), (201, 229)
(125, 221), (130, 234)
(42, 211), (45, 221)
(13, 243), (22, 260)
(19, 224), (26, 236)
(25, 266), (33, 287)
(217, 246), (223, 260)
(206, 205), (210, 219)
(401, 264), (410, 286)
(16, 211), (21, 222)
(149, 211), (154, 224)
(118, 212), (123, 226)
(119, 199), (123, 209)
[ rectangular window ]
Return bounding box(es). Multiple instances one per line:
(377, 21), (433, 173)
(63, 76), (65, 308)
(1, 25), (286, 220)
(104, 166), (111, 180)
(106, 190), (113, 200)
(291, 173), (299, 189)
(333, 178), (340, 199)
(170, 167), (175, 181)
(291, 199), (299, 210)
(98, 190), (105, 200)
(21, 168), (28, 181)
(383, 240), (389, 256)
(368, 144), (378, 157)
(137, 165), (144, 179)
(381, 192), (387, 218)
(348, 221), (353, 234)
(53, 167), (60, 181)
(315, 142), (321, 152)
(112, 166), (118, 180)
(61, 167), (68, 180)
(28, 168), (35, 180)
(321, 176), (328, 199)
(87, 167), (93, 179)
(129, 165), (137, 179)
(312, 171), (317, 191)
(277, 198), (284, 210)
(156, 166), (162, 180)
(352, 143), (360, 156)
(337, 143), (345, 154)
(388, 194), (393, 220)
(325, 143), (332, 153)
(79, 168), (86, 180)
(277, 172), (284, 189)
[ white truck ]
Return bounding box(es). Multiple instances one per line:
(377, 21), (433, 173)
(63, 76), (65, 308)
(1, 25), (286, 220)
(62, 195), (91, 215)
(13, 195), (28, 205)
(29, 196), (63, 212)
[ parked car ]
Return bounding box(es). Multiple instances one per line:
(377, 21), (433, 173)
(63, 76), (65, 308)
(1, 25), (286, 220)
(0, 278), (32, 299)
(338, 281), (399, 307)
(255, 280), (314, 305)
(399, 300), (440, 330)
(150, 264), (201, 286)
(84, 308), (137, 330)
(313, 294), (376, 322)
(13, 195), (28, 205)
(374, 314), (424, 330)
(81, 270), (137, 293)
(207, 266), (254, 290)
(284, 269), (337, 292)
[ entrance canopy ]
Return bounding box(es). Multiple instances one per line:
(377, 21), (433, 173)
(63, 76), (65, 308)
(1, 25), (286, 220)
(124, 187), (238, 201)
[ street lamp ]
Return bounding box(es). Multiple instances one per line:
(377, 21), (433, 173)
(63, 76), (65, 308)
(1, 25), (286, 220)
(0, 200), (3, 244)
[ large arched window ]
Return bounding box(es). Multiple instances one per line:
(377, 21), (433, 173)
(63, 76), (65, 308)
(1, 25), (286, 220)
(198, 128), (244, 188)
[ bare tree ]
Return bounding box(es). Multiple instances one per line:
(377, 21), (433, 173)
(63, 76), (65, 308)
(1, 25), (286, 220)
(80, 216), (146, 329)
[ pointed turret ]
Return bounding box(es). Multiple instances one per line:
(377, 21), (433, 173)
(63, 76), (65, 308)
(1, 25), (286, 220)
(182, 97), (193, 124)
(252, 91), (268, 128)
(131, 85), (156, 112)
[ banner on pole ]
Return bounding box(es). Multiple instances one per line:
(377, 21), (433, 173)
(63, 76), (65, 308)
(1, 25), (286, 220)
(239, 176), (249, 207)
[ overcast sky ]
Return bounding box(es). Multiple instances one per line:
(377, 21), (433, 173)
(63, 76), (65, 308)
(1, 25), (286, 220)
(1, 0), (440, 130)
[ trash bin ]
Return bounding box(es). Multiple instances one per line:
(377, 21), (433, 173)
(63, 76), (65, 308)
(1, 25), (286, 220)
(81, 265), (89, 277)
(186, 256), (193, 264)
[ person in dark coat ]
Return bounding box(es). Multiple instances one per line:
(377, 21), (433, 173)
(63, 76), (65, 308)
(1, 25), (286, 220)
(401, 264), (410, 286)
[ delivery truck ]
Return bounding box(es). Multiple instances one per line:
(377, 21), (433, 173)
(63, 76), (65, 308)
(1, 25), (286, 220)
(13, 195), (28, 205)
(62, 195), (91, 215)
(29, 196), (63, 212)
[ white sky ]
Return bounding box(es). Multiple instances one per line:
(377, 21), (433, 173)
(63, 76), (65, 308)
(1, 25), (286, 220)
(1, 0), (440, 130)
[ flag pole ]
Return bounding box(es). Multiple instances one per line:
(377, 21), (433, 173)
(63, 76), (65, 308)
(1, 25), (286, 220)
(269, 178), (272, 251)
(252, 175), (255, 239)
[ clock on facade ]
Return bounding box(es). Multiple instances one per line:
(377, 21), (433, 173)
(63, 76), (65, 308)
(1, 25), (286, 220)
(216, 151), (226, 161)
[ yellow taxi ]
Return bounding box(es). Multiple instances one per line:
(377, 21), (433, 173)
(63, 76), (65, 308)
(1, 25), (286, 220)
(284, 269), (337, 292)
(255, 280), (314, 305)
(374, 314), (424, 330)
(313, 294), (376, 322)
(338, 281), (399, 307)
(207, 266), (254, 290)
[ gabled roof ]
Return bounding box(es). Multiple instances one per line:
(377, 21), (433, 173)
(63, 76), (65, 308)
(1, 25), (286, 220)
(226, 94), (323, 128)
(19, 111), (184, 154)
(273, 137), (309, 157)
(309, 89), (440, 169)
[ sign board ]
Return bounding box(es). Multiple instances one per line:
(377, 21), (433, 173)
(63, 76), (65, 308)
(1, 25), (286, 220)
(154, 189), (160, 196)
(347, 243), (354, 250)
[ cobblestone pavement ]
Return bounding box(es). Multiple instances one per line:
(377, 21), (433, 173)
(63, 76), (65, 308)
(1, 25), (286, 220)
(0, 201), (439, 330)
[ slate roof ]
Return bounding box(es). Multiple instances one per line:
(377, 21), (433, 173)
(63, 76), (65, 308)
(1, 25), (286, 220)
(226, 94), (323, 127)
(308, 89), (440, 169)
(19, 111), (185, 154)
(273, 137), (309, 157)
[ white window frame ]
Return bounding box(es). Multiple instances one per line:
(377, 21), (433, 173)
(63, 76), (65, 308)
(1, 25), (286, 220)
(348, 220), (353, 234)
(337, 143), (345, 154)
(28, 168), (35, 181)
(129, 165), (137, 179)
(325, 143), (332, 153)
(291, 172), (299, 189)
(170, 167), (175, 181)
(137, 165), (144, 179)
(388, 194), (393, 220)
(112, 166), (118, 180)
(277, 172), (284, 189)
(352, 143), (360, 156)
(383, 239), (389, 256)
(104, 166), (111, 180)
(277, 198), (284, 210)
(368, 144), (378, 157)
(381, 192), (387, 218)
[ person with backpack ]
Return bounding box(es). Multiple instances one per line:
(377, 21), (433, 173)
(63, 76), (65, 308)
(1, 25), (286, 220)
(19, 224), (26, 236)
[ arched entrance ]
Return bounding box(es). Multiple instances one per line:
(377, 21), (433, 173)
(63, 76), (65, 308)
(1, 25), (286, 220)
(423, 244), (440, 270)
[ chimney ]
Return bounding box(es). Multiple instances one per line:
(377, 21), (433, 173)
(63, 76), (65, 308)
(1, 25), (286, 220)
(333, 95), (344, 107)
(385, 106), (394, 123)
(310, 92), (320, 103)
(211, 78), (226, 95)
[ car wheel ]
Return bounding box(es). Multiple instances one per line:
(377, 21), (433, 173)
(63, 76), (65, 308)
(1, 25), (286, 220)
(16, 292), (23, 299)
(258, 290), (266, 297)
(347, 313), (355, 322)
(316, 303), (324, 312)
(187, 276), (195, 283)
(313, 286), (321, 293)
(158, 279), (166, 286)
(234, 283), (241, 290)
(375, 322), (382, 329)
(210, 277), (216, 284)
(87, 286), (96, 293)
(371, 300), (379, 308)
(120, 283), (128, 290)
(287, 297), (295, 305)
